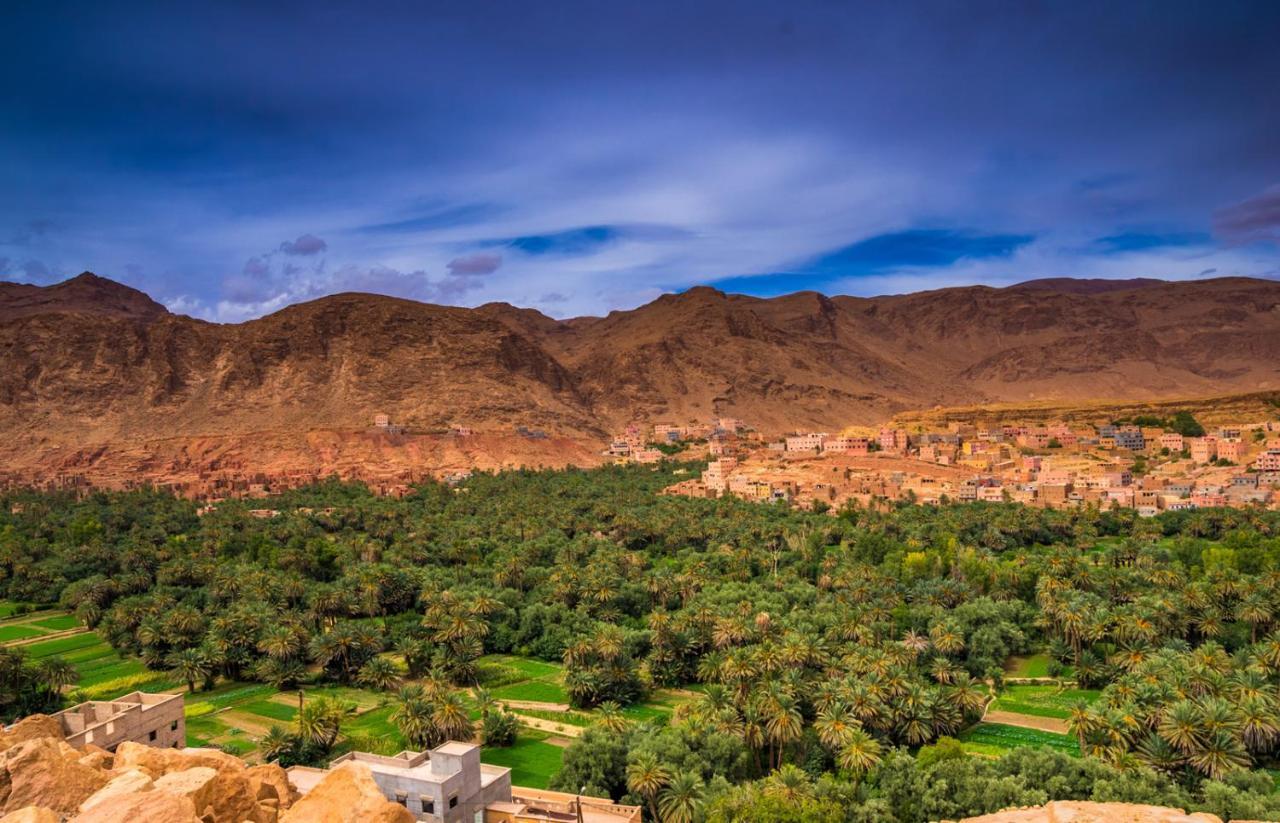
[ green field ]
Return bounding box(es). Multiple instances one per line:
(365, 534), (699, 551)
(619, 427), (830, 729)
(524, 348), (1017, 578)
(958, 723), (1080, 757)
(1003, 653), (1073, 679)
(0, 609), (83, 643)
(990, 685), (1100, 719)
(477, 730), (565, 789)
(0, 625), (45, 642)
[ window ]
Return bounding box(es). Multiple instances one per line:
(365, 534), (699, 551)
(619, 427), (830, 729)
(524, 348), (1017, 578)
(149, 730), (157, 742)
(449, 796), (458, 809)
(394, 792), (407, 807)
(420, 797), (434, 814)
(170, 720), (179, 731)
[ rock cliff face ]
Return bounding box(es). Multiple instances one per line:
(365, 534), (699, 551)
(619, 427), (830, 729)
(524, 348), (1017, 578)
(3, 273), (1279, 488)
(0, 714), (409, 823)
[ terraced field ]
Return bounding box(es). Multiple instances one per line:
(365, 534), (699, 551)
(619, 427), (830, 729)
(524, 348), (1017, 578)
(1, 608), (665, 789)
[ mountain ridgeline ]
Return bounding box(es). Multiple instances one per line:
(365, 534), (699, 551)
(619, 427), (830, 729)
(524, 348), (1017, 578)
(2, 272), (1279, 485)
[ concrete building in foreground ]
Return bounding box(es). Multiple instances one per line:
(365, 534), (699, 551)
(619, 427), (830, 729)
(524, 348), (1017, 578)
(287, 741), (640, 823)
(53, 691), (185, 750)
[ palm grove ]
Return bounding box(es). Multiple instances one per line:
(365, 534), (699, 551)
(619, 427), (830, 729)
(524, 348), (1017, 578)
(4, 464), (1280, 821)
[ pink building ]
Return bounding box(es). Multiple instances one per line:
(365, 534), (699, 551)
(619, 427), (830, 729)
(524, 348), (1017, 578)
(702, 458), (737, 493)
(785, 433), (825, 452)
(879, 428), (908, 453)
(1255, 449), (1280, 472)
(1189, 436), (1218, 464)
(1217, 439), (1245, 464)
(1159, 432), (1185, 452)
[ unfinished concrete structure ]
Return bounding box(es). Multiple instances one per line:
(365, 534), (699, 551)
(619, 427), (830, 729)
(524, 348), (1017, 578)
(54, 691), (185, 750)
(286, 741), (641, 823)
(289, 743), (510, 823)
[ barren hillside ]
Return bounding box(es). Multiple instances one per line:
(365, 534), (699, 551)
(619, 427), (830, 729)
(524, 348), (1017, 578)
(2, 272), (1279, 489)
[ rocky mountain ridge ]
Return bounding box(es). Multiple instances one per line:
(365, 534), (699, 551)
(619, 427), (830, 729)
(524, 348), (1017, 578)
(2, 272), (1279, 489)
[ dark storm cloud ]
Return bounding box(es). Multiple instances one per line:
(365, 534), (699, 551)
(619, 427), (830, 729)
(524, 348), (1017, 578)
(279, 233), (328, 255)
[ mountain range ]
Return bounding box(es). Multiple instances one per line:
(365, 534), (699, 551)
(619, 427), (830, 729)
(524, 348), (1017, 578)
(2, 272), (1279, 489)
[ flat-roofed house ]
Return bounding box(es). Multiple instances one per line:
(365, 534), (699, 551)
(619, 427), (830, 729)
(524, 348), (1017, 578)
(1190, 436), (1218, 464)
(1218, 439), (1245, 464)
(785, 433), (824, 452)
(53, 692), (185, 751)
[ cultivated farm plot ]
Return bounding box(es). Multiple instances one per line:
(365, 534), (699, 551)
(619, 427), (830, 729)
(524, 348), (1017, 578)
(990, 685), (1101, 720)
(0, 608), (84, 644)
(1003, 653), (1073, 680)
(20, 629), (180, 699)
(479, 654), (678, 728)
(958, 722), (1080, 757)
(475, 729), (565, 789)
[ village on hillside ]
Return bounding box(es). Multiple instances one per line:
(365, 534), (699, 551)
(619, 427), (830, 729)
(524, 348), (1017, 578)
(607, 415), (1280, 514)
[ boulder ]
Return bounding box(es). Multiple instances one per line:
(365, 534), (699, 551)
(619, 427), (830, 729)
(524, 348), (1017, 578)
(110, 745), (273, 823)
(78, 769), (154, 814)
(0, 738), (108, 815)
(279, 763), (414, 823)
(78, 744), (113, 771)
(0, 808), (59, 823)
(68, 790), (200, 823)
(112, 743), (246, 778)
(953, 801), (1224, 822)
(0, 718), (62, 753)
(246, 764), (296, 808)
(153, 767), (218, 815)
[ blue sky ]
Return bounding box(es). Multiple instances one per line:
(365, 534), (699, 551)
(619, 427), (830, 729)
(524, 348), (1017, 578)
(2, 1), (1278, 320)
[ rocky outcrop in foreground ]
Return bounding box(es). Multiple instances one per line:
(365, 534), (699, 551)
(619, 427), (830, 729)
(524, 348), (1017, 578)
(951, 800), (1261, 822)
(0, 714), (412, 823)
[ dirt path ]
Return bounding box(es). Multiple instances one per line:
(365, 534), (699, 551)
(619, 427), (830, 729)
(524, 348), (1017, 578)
(5, 627), (89, 647)
(499, 699), (572, 712)
(544, 736), (575, 748)
(981, 709), (1069, 734)
(509, 713), (583, 738)
(218, 710), (279, 738)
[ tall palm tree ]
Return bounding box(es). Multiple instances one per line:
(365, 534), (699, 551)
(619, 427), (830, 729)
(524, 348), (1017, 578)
(169, 648), (211, 694)
(813, 702), (857, 751)
(38, 657), (78, 692)
(657, 773), (704, 823)
(432, 692), (474, 743)
(625, 753), (671, 823)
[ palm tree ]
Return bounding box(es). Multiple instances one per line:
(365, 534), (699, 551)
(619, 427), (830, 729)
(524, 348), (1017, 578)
(356, 657), (401, 692)
(761, 764), (811, 802)
(1187, 728), (1250, 779)
(38, 657), (78, 692)
(432, 692), (474, 743)
(657, 773), (704, 823)
(837, 728), (882, 787)
(169, 648), (211, 694)
(260, 725), (297, 763)
(1067, 700), (1096, 753)
(813, 702), (857, 751)
(297, 697), (354, 753)
(625, 752), (671, 823)
(391, 688), (435, 749)
(594, 701), (629, 734)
